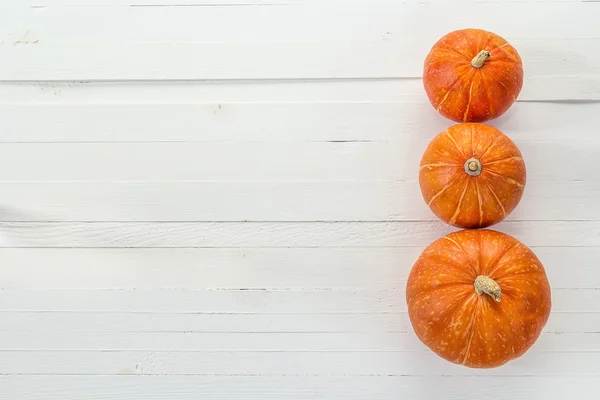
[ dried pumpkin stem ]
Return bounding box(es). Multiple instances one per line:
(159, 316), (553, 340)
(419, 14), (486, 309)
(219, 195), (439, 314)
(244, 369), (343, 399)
(474, 275), (501, 302)
(471, 50), (491, 68)
(464, 158), (482, 177)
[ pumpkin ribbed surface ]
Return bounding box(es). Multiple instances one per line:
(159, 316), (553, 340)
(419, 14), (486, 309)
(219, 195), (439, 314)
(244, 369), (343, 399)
(406, 229), (551, 368)
(423, 28), (523, 122)
(419, 123), (526, 229)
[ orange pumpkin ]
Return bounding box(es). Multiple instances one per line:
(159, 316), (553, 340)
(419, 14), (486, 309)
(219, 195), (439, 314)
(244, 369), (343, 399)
(406, 229), (551, 368)
(419, 123), (525, 229)
(423, 28), (523, 122)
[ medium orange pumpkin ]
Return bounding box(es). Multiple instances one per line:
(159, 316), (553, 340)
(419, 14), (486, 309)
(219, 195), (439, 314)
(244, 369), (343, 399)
(406, 229), (551, 368)
(423, 28), (523, 122)
(419, 123), (525, 229)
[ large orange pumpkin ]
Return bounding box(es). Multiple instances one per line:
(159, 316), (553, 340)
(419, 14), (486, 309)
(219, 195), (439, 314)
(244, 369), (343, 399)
(406, 229), (551, 368)
(423, 28), (523, 122)
(419, 123), (525, 229)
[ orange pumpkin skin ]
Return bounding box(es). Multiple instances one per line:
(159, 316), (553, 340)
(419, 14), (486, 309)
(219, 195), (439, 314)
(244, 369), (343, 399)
(423, 28), (523, 122)
(406, 229), (551, 368)
(419, 123), (525, 229)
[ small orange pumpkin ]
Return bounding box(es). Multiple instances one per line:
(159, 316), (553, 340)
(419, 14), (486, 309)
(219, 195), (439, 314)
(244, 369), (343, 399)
(423, 28), (523, 122)
(419, 123), (525, 229)
(406, 229), (551, 368)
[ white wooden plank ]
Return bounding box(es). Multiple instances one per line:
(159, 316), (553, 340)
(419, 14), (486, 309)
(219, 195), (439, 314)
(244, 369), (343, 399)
(0, 221), (597, 248)
(0, 141), (595, 182)
(1, 3), (596, 44)
(4, 0), (300, 5)
(0, 181), (594, 222)
(0, 330), (597, 352)
(2, 42), (412, 81)
(0, 289), (411, 313)
(4, 0), (584, 6)
(2, 310), (597, 334)
(1, 331), (414, 352)
(3, 311), (414, 333)
(2, 376), (597, 400)
(0, 102), (428, 143)
(1, 79), (595, 103)
(1, 350), (600, 376)
(0, 331), (419, 352)
(0, 288), (596, 313)
(1, 102), (598, 143)
(0, 247), (594, 289)
(3, 39), (599, 81)
(7, 75), (597, 102)
(0, 142), (411, 181)
(2, 4), (599, 82)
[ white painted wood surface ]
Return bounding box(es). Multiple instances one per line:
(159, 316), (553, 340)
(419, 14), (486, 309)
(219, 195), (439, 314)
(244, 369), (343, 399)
(1, 0), (599, 398)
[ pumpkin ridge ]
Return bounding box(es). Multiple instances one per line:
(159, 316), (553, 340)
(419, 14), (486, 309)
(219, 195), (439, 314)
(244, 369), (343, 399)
(494, 270), (543, 284)
(478, 30), (495, 56)
(460, 304), (480, 365)
(426, 47), (471, 62)
(484, 169), (525, 188)
(459, 29), (478, 57)
(475, 180), (484, 227)
(442, 236), (478, 276)
(462, 79), (476, 122)
(449, 179), (470, 226)
(483, 180), (507, 219)
(487, 58), (520, 66)
(419, 162), (460, 170)
(477, 229), (484, 276)
(435, 68), (475, 113)
(444, 128), (468, 159)
(496, 78), (516, 104)
(470, 123), (475, 156)
(478, 68), (495, 118)
(407, 281), (472, 305)
(427, 172), (464, 206)
(490, 43), (521, 63)
(486, 241), (522, 277)
(424, 53), (471, 73)
(483, 155), (523, 165)
(497, 80), (510, 91)
(478, 132), (504, 161)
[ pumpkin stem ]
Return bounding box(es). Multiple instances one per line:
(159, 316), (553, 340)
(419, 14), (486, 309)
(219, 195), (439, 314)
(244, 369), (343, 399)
(474, 275), (501, 302)
(471, 50), (491, 68)
(464, 158), (482, 177)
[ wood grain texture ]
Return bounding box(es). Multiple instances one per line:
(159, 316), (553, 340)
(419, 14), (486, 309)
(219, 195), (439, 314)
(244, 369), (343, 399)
(2, 79), (597, 103)
(6, 0), (585, 6)
(3, 310), (599, 333)
(2, 102), (597, 143)
(0, 331), (424, 351)
(2, 3), (597, 43)
(0, 141), (595, 182)
(0, 376), (596, 400)
(0, 180), (595, 222)
(3, 40), (600, 82)
(2, 3), (599, 84)
(0, 221), (598, 248)
(0, 247), (596, 289)
(3, 350), (600, 376)
(3, 330), (600, 352)
(0, 288), (597, 313)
